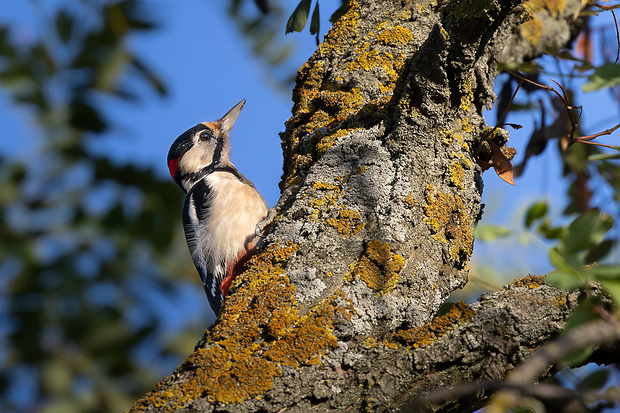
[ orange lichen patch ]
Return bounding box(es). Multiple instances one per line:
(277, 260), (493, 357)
(292, 85), (365, 162)
(282, 1), (416, 186)
(403, 193), (417, 208)
(326, 208), (366, 237)
(459, 78), (474, 113)
(422, 185), (473, 267)
(458, 117), (473, 134)
(521, 17), (543, 46)
(441, 128), (456, 146)
(353, 165), (369, 175)
(312, 179), (341, 191)
(511, 274), (545, 289)
(316, 127), (361, 156)
(448, 161), (465, 189)
(521, 0), (566, 46)
(501, 145), (517, 161)
(129, 243), (355, 412)
(265, 291), (354, 367)
(282, 175), (302, 191)
(440, 26), (449, 41)
(310, 179), (364, 237)
(377, 25), (413, 46)
(524, 0), (565, 17)
(317, 0), (361, 56)
(349, 240), (405, 296)
(555, 294), (567, 307)
(363, 336), (379, 348)
(390, 301), (475, 348)
(310, 193), (339, 221)
(293, 61), (326, 116)
(305, 109), (331, 133)
(346, 50), (407, 76)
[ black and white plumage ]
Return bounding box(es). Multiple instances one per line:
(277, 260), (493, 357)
(167, 100), (268, 315)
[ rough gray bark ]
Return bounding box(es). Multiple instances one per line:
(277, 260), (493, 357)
(130, 0), (591, 412)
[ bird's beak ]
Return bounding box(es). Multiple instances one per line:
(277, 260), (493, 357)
(218, 99), (245, 133)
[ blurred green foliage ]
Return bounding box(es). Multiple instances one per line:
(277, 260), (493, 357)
(0, 0), (300, 411)
(2, 0), (620, 412)
(0, 1), (207, 412)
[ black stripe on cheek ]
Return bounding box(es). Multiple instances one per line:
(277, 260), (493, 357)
(212, 136), (225, 166)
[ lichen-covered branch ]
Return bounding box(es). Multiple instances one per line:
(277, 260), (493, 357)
(130, 0), (589, 412)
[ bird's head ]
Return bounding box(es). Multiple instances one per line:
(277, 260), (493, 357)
(167, 99), (245, 192)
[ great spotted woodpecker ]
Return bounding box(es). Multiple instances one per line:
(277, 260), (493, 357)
(167, 100), (268, 315)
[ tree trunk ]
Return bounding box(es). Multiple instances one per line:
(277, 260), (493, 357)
(130, 0), (590, 411)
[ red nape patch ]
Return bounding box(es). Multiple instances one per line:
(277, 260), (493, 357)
(168, 158), (180, 181)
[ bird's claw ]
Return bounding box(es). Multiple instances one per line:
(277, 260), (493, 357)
(255, 208), (277, 238)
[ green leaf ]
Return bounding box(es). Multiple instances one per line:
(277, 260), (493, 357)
(525, 201), (548, 228)
(562, 344), (595, 367)
(576, 369), (609, 392)
(548, 247), (583, 275)
(69, 101), (107, 133)
(95, 46), (129, 92)
(588, 265), (620, 280)
(599, 279), (620, 304)
(285, 0), (312, 34)
(538, 219), (564, 240)
(583, 63), (620, 92)
(561, 210), (613, 254)
(329, 2), (349, 23)
(545, 270), (585, 291)
(474, 225), (510, 242)
(584, 240), (614, 264)
(130, 56), (167, 96)
(564, 306), (600, 331)
(560, 308), (600, 367)
(55, 9), (74, 44)
(435, 301), (456, 317)
(588, 147), (620, 162)
(511, 405), (536, 413)
(310, 1), (320, 35)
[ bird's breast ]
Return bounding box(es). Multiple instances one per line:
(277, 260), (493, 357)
(195, 172), (268, 267)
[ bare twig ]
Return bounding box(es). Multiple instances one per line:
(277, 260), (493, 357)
(612, 8), (619, 63)
(497, 79), (523, 128)
(594, 2), (620, 63)
(576, 123), (620, 143)
(488, 317), (620, 410)
(506, 70), (620, 149)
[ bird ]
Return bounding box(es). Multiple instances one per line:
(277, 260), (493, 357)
(167, 99), (268, 315)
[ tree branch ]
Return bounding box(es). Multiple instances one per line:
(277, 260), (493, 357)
(130, 0), (593, 411)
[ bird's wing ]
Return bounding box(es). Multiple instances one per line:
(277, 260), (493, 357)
(183, 183), (224, 314)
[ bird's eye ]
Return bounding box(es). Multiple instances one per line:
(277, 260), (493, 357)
(198, 130), (212, 141)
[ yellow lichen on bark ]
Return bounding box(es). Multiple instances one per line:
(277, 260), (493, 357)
(348, 240), (405, 296)
(376, 25), (413, 45)
(326, 209), (366, 237)
(310, 176), (366, 237)
(317, 0), (361, 56)
(521, 17), (543, 45)
(423, 185), (473, 267)
(448, 161), (465, 189)
(390, 301), (475, 347)
(510, 274), (545, 289)
(521, 0), (566, 46)
(129, 243), (356, 411)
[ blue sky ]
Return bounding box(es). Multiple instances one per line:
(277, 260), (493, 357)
(2, 1), (620, 409)
(2, 1), (620, 297)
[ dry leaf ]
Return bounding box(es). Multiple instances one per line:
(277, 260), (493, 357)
(490, 141), (515, 185)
